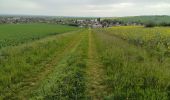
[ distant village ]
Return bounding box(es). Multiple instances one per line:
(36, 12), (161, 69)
(0, 16), (142, 28)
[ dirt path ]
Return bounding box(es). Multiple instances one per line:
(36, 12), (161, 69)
(86, 29), (107, 100)
(7, 31), (83, 100)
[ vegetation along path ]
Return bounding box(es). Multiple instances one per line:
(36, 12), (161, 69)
(2, 30), (83, 100)
(18, 30), (84, 99)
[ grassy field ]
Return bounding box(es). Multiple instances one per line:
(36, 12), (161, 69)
(0, 24), (170, 100)
(93, 28), (170, 99)
(105, 26), (170, 62)
(0, 24), (78, 49)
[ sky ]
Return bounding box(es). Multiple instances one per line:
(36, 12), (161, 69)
(0, 0), (170, 17)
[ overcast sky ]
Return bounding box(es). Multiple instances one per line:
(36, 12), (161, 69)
(0, 0), (170, 17)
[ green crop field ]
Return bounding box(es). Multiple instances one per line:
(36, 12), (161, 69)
(0, 24), (78, 49)
(0, 24), (170, 100)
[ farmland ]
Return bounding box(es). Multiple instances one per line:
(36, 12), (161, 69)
(93, 27), (170, 99)
(0, 24), (78, 49)
(0, 24), (170, 100)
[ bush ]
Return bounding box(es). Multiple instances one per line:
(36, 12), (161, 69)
(160, 22), (170, 27)
(145, 22), (156, 27)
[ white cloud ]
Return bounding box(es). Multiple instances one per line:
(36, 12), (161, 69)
(1, 0), (42, 10)
(0, 0), (170, 17)
(148, 3), (170, 9)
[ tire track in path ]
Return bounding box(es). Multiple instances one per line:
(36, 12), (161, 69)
(86, 29), (107, 100)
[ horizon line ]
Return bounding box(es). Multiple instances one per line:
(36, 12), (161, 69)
(0, 14), (170, 18)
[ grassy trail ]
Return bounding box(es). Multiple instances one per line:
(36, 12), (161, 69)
(86, 29), (107, 99)
(30, 30), (89, 99)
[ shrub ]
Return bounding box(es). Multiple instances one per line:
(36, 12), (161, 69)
(145, 22), (156, 27)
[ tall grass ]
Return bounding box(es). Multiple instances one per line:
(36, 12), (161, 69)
(93, 29), (170, 100)
(0, 30), (81, 99)
(106, 26), (170, 63)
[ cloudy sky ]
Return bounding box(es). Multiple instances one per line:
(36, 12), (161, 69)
(0, 0), (170, 17)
